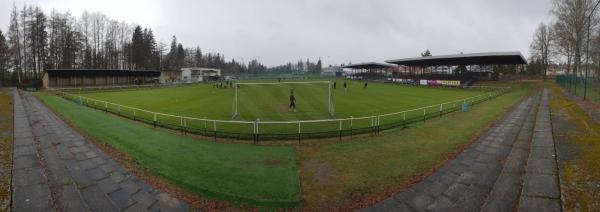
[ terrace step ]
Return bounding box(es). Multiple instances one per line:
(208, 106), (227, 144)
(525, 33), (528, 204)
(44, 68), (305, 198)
(516, 88), (561, 212)
(480, 92), (541, 211)
(12, 90), (194, 211)
(363, 91), (540, 211)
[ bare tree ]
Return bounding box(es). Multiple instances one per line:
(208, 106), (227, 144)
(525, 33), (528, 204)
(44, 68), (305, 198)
(530, 22), (553, 78)
(551, 0), (600, 78)
(8, 4), (22, 84)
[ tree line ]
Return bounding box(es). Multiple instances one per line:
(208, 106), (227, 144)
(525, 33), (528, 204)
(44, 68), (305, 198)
(0, 4), (322, 85)
(529, 0), (600, 78)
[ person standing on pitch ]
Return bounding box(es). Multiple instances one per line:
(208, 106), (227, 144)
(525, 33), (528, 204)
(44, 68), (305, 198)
(364, 81), (368, 88)
(289, 89), (297, 112)
(343, 81), (347, 92)
(333, 82), (337, 89)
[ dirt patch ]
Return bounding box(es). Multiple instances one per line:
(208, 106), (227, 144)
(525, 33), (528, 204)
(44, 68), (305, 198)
(264, 159), (285, 166)
(277, 105), (289, 114)
(0, 88), (14, 211)
(301, 159), (336, 186)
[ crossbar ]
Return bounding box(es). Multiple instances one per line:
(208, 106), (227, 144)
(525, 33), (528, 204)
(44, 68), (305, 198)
(236, 81), (331, 85)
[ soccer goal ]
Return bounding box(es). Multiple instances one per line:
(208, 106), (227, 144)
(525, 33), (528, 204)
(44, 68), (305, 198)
(231, 81), (334, 119)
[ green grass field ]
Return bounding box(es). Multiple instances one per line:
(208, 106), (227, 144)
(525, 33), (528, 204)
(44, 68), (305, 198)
(75, 80), (486, 120)
(36, 92), (300, 208)
(69, 79), (492, 136)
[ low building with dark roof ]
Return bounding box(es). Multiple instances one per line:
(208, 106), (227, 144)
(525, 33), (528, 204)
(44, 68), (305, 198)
(42, 69), (161, 89)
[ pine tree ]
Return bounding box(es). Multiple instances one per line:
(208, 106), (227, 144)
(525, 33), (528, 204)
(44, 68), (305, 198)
(194, 46), (202, 67)
(143, 28), (157, 69)
(316, 58), (322, 73)
(176, 43), (185, 69)
(0, 30), (9, 83)
(131, 25), (144, 69)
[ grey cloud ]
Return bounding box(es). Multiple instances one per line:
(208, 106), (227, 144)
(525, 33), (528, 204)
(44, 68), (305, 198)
(1, 0), (553, 66)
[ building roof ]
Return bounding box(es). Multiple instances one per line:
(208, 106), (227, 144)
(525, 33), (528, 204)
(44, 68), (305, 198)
(44, 69), (161, 76)
(181, 67), (221, 71)
(342, 62), (395, 69)
(385, 52), (527, 66)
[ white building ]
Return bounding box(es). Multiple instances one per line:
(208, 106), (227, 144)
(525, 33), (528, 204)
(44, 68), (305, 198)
(321, 66), (343, 77)
(181, 67), (221, 83)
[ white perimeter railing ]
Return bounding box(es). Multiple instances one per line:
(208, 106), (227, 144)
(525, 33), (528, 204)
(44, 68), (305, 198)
(52, 85), (512, 142)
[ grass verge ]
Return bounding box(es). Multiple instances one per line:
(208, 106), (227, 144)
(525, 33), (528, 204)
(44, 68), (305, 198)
(35, 92), (300, 209)
(549, 85), (600, 211)
(297, 83), (532, 210)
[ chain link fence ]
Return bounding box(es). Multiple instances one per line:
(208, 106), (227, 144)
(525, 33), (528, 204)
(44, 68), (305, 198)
(54, 85), (510, 143)
(556, 75), (600, 103)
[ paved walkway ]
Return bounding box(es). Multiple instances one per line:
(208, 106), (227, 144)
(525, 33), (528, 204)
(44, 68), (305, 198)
(12, 90), (192, 212)
(364, 88), (561, 212)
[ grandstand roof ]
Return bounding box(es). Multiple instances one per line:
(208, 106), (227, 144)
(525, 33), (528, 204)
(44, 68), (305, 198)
(342, 62), (395, 69)
(44, 69), (161, 76)
(385, 52), (527, 67)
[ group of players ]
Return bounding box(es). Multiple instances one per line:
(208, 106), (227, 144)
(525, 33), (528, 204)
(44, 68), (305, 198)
(288, 80), (369, 112)
(213, 81), (234, 88)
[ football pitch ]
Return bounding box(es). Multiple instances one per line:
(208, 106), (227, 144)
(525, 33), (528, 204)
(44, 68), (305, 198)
(76, 80), (485, 120)
(37, 80), (526, 209)
(73, 79), (487, 134)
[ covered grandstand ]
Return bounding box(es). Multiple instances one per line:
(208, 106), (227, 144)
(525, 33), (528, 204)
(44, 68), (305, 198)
(42, 69), (161, 89)
(342, 62), (396, 80)
(384, 52), (527, 85)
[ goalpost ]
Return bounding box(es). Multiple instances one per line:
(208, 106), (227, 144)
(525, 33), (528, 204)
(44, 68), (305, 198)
(231, 81), (334, 119)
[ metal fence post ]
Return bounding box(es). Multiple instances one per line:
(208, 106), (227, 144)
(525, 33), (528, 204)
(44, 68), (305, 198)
(133, 110), (136, 121)
(105, 102), (108, 112)
(153, 113), (157, 128)
(371, 117), (375, 134)
(183, 118), (187, 134)
(339, 119), (343, 140)
(254, 118), (260, 143)
(180, 117), (184, 134)
(439, 104), (443, 117)
(403, 112), (406, 128)
(423, 108), (426, 122)
(204, 117), (207, 135)
(298, 122), (301, 144)
(213, 120), (217, 141)
(350, 116), (354, 137)
(377, 115), (381, 133)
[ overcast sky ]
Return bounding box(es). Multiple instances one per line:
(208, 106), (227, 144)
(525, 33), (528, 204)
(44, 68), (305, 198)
(0, 0), (553, 66)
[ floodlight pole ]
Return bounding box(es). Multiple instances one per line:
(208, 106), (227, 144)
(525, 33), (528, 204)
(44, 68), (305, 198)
(329, 81), (334, 116)
(232, 82), (238, 118)
(584, 0), (600, 100)
(328, 81), (331, 115)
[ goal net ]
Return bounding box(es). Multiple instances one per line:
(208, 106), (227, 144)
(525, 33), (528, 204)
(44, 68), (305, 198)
(232, 81), (334, 119)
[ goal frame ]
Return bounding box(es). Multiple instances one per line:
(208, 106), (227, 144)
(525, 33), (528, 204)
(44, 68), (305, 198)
(231, 81), (334, 119)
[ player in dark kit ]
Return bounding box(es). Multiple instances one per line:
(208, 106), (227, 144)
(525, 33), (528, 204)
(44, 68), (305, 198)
(289, 89), (297, 112)
(364, 82), (368, 88)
